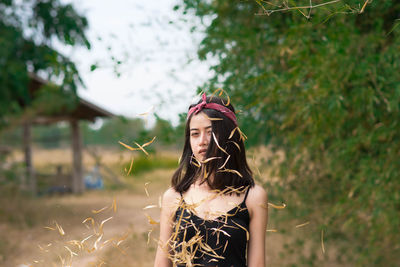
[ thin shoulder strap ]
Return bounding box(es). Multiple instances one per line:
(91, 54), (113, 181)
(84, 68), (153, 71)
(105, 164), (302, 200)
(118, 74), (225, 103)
(243, 186), (251, 203)
(179, 191), (185, 203)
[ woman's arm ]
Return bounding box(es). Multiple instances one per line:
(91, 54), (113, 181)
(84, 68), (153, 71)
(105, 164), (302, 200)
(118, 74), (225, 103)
(153, 188), (180, 267)
(247, 184), (268, 267)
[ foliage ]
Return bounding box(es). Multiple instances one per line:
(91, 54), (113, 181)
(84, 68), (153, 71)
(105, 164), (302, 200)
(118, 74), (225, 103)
(177, 0), (400, 265)
(150, 114), (185, 146)
(0, 0), (90, 127)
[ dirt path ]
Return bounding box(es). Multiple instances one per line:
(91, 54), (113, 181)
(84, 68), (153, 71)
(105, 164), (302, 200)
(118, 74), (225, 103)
(4, 169), (169, 267)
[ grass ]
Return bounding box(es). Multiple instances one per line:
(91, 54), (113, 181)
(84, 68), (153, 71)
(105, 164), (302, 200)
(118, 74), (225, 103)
(123, 153), (179, 176)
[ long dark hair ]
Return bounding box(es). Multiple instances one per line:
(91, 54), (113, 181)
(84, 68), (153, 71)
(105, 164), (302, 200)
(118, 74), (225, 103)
(171, 96), (254, 194)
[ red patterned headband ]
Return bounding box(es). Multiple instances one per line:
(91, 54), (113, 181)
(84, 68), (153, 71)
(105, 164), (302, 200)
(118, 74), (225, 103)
(187, 93), (237, 125)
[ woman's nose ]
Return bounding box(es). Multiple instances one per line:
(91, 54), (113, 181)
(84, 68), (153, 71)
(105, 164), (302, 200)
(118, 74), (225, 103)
(199, 132), (209, 145)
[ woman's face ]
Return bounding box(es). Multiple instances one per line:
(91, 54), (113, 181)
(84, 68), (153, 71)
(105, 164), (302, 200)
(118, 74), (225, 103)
(189, 112), (212, 161)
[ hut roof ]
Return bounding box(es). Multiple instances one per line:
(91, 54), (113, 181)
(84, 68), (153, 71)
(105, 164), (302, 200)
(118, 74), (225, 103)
(28, 73), (115, 124)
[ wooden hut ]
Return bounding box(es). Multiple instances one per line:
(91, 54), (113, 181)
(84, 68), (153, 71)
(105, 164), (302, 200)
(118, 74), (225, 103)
(23, 73), (114, 194)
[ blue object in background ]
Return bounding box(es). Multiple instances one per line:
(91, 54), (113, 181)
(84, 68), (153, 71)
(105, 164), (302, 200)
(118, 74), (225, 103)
(84, 165), (104, 190)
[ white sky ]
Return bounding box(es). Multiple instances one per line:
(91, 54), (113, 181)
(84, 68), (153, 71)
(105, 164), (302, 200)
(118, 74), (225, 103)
(65, 0), (214, 126)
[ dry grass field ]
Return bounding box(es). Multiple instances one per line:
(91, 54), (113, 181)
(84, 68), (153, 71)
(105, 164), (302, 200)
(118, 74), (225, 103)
(0, 147), (339, 267)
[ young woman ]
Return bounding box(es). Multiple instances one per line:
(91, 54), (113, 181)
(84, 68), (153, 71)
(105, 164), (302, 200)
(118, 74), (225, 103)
(154, 93), (268, 267)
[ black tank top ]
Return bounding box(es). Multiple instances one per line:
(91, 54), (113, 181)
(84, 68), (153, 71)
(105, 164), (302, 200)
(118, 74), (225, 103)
(172, 188), (250, 267)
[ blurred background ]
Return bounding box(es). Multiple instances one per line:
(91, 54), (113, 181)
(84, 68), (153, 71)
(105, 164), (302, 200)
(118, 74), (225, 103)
(0, 0), (399, 266)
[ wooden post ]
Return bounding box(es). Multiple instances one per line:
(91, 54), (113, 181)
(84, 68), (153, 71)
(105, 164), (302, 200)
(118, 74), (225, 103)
(71, 119), (84, 194)
(23, 122), (36, 194)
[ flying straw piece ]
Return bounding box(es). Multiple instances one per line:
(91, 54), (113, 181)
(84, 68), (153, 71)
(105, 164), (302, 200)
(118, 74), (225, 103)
(209, 117), (223, 121)
(212, 132), (229, 155)
(232, 220), (249, 241)
(218, 155), (231, 170)
(224, 185), (247, 195)
(144, 182), (150, 197)
(295, 221), (310, 228)
(94, 234), (103, 251)
(228, 127), (237, 139)
(211, 87), (230, 107)
(98, 217), (113, 235)
(58, 254), (65, 265)
(134, 142), (149, 156)
(222, 94), (231, 106)
(191, 160), (200, 168)
(68, 240), (83, 251)
(103, 237), (116, 246)
(118, 141), (139, 151)
(227, 141), (241, 151)
(142, 136), (157, 147)
(203, 114), (223, 121)
(92, 205), (109, 214)
(112, 197), (117, 213)
(127, 156), (134, 175)
(143, 204), (158, 210)
(200, 157), (221, 164)
(116, 232), (130, 246)
(237, 127), (248, 141)
(321, 229), (325, 254)
(217, 168), (243, 178)
(129, 136), (156, 156)
(359, 0), (370, 13)
(191, 156), (201, 168)
(268, 202), (286, 209)
(147, 229), (153, 245)
(80, 234), (94, 246)
(210, 228), (231, 237)
(87, 246), (95, 253)
(210, 88), (223, 99)
(145, 213), (159, 225)
(223, 240), (229, 253)
(55, 221), (65, 236)
(82, 217), (95, 231)
(138, 105), (154, 116)
(267, 229), (278, 232)
(64, 246), (78, 257)
(203, 167), (208, 180)
(44, 226), (56, 231)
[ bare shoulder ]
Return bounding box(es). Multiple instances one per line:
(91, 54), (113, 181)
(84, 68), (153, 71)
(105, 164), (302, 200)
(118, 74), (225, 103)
(246, 184), (268, 210)
(162, 187), (181, 210)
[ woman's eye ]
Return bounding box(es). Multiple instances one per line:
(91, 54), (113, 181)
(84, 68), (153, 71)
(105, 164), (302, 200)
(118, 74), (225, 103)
(191, 133), (199, 137)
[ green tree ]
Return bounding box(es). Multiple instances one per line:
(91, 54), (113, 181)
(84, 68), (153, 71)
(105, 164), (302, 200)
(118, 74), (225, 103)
(177, 0), (400, 265)
(0, 0), (90, 127)
(150, 115), (179, 146)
